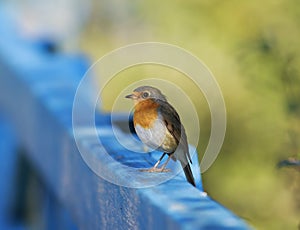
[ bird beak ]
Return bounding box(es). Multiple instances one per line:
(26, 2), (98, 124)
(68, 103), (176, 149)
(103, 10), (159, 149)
(125, 92), (138, 100)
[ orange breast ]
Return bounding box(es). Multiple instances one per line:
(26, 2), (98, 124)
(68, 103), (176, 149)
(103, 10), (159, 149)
(133, 99), (159, 129)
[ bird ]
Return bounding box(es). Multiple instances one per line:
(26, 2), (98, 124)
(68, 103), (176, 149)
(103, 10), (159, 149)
(125, 86), (196, 187)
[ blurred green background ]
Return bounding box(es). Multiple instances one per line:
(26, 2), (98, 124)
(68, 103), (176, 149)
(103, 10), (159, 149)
(74, 1), (300, 229)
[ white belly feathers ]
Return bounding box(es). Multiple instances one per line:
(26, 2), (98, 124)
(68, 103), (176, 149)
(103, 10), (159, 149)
(135, 116), (177, 153)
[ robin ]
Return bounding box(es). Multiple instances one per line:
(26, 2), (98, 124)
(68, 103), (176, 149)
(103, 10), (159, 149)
(125, 86), (196, 187)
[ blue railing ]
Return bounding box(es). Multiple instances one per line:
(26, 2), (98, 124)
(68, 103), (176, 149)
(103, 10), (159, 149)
(0, 8), (250, 230)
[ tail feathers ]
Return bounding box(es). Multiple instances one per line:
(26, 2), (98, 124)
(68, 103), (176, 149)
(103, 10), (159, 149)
(181, 162), (196, 187)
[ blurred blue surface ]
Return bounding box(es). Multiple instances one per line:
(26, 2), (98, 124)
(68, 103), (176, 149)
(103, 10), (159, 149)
(0, 115), (23, 230)
(0, 6), (250, 230)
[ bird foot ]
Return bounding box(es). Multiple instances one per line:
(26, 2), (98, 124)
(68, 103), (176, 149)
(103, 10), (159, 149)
(139, 167), (171, 173)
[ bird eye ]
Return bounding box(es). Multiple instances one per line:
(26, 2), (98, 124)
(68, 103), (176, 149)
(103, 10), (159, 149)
(142, 92), (150, 98)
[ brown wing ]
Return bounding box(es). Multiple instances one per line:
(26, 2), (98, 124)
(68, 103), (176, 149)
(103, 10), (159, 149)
(156, 99), (192, 163)
(156, 99), (195, 186)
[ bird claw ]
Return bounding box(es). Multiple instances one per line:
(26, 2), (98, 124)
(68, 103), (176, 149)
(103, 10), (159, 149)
(139, 167), (171, 173)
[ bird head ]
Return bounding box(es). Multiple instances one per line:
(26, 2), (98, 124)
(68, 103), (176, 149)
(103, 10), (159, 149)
(125, 86), (167, 103)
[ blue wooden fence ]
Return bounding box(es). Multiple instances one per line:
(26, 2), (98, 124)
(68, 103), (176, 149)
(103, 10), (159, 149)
(0, 8), (250, 230)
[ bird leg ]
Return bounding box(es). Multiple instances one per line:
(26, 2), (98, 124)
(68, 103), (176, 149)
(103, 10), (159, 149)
(159, 155), (172, 172)
(139, 152), (171, 173)
(153, 152), (167, 168)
